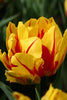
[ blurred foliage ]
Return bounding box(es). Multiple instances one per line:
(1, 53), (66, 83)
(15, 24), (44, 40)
(0, 81), (16, 100)
(0, 0), (67, 100)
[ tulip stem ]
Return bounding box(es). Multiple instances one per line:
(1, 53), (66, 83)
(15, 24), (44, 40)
(35, 84), (41, 100)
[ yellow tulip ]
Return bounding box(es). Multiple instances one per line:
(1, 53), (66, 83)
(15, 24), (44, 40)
(13, 85), (67, 100)
(64, 0), (67, 17)
(41, 84), (67, 100)
(0, 17), (67, 84)
(13, 92), (31, 100)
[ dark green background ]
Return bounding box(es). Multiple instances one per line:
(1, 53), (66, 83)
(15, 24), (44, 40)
(0, 0), (67, 100)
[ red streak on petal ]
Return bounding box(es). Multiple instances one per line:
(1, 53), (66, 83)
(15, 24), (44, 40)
(51, 27), (55, 57)
(39, 45), (51, 76)
(33, 62), (44, 77)
(39, 28), (56, 76)
(26, 39), (37, 53)
(7, 72), (26, 84)
(38, 33), (40, 38)
(45, 18), (48, 24)
(15, 33), (18, 40)
(6, 54), (9, 61)
(11, 64), (17, 67)
(14, 94), (19, 99)
(29, 20), (32, 26)
(38, 29), (40, 38)
(55, 61), (58, 69)
(4, 61), (11, 70)
(15, 34), (22, 53)
(42, 45), (51, 61)
(41, 29), (45, 39)
(15, 56), (34, 75)
(11, 49), (15, 55)
(9, 22), (12, 33)
(38, 29), (45, 39)
(50, 19), (52, 23)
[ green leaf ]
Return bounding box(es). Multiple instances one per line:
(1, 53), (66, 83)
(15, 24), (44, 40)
(0, 13), (20, 28)
(0, 81), (16, 100)
(35, 84), (41, 100)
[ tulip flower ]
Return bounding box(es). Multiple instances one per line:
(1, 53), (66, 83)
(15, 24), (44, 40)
(13, 92), (31, 100)
(41, 84), (67, 100)
(0, 17), (67, 84)
(13, 85), (67, 100)
(64, 0), (67, 17)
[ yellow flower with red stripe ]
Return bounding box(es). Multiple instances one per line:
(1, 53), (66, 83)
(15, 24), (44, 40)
(13, 92), (31, 100)
(0, 17), (67, 84)
(41, 84), (67, 100)
(13, 85), (67, 100)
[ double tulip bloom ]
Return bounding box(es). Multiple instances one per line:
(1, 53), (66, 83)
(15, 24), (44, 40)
(0, 17), (67, 84)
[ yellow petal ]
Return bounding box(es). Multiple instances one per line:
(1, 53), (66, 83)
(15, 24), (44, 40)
(5, 70), (40, 84)
(20, 37), (42, 58)
(41, 84), (67, 100)
(42, 26), (55, 53)
(25, 18), (38, 37)
(0, 50), (11, 70)
(17, 22), (28, 40)
(25, 18), (37, 27)
(8, 33), (16, 50)
(7, 33), (16, 59)
(8, 53), (43, 84)
(6, 22), (17, 49)
(37, 17), (52, 39)
(38, 16), (51, 32)
(49, 17), (62, 37)
(11, 53), (42, 71)
(49, 17), (62, 53)
(58, 29), (67, 66)
(8, 33), (22, 59)
(27, 24), (38, 37)
(13, 92), (31, 100)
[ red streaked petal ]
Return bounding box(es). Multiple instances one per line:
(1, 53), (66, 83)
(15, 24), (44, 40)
(15, 56), (34, 75)
(42, 26), (56, 53)
(4, 61), (11, 70)
(51, 27), (55, 56)
(21, 37), (42, 58)
(40, 28), (56, 76)
(5, 70), (40, 84)
(25, 18), (37, 27)
(15, 34), (22, 53)
(9, 22), (12, 33)
(5, 71), (27, 84)
(26, 39), (37, 53)
(38, 29), (45, 39)
(11, 53), (36, 75)
(0, 50), (11, 70)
